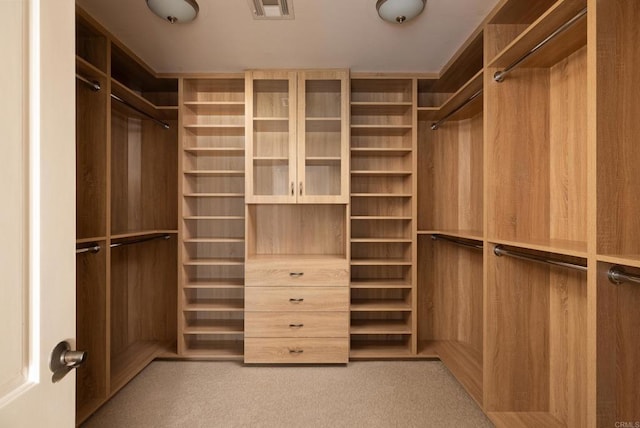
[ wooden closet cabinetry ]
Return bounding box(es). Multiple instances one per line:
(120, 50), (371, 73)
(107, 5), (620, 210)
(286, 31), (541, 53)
(349, 78), (417, 358)
(75, 10), (177, 424)
(245, 70), (349, 203)
(178, 76), (246, 359)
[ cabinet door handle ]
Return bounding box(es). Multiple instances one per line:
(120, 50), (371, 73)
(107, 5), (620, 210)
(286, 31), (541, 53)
(299, 182), (303, 196)
(289, 298), (304, 303)
(289, 272), (304, 278)
(291, 181), (294, 196)
(289, 348), (304, 354)
(289, 323), (304, 328)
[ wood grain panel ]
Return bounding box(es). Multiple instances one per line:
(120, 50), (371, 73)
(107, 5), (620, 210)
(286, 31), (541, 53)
(417, 236), (483, 353)
(418, 113), (482, 233)
(76, 246), (107, 409)
(248, 204), (346, 256)
(76, 76), (107, 239)
(548, 267), (587, 427)
(485, 68), (550, 244)
(596, 0), (640, 259)
(549, 46), (587, 245)
(141, 118), (178, 231)
(484, 252), (550, 411)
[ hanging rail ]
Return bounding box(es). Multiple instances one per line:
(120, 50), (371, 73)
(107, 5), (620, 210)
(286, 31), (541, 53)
(76, 74), (101, 91)
(110, 234), (171, 249)
(431, 88), (483, 130)
(76, 244), (101, 254)
(608, 266), (640, 285)
(431, 234), (483, 251)
(110, 93), (170, 130)
(493, 245), (587, 272)
(493, 7), (588, 83)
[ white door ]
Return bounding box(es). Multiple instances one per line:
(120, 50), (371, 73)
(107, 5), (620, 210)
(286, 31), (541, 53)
(0, 0), (76, 426)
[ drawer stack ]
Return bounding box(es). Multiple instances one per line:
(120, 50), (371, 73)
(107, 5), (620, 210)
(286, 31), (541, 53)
(244, 256), (350, 363)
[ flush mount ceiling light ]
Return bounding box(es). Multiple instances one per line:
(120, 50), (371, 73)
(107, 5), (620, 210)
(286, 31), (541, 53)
(146, 0), (200, 24)
(376, 0), (426, 24)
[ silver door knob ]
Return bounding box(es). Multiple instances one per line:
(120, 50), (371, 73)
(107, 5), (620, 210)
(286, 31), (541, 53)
(50, 340), (87, 383)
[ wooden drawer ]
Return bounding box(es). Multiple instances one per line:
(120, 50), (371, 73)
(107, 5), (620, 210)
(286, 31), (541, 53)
(244, 338), (349, 364)
(245, 311), (349, 338)
(245, 287), (349, 312)
(245, 257), (349, 286)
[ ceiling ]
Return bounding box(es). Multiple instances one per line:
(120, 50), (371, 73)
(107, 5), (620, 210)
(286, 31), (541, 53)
(77, 0), (499, 74)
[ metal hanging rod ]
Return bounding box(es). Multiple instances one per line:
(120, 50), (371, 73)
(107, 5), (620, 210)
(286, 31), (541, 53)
(76, 244), (101, 255)
(608, 266), (640, 285)
(431, 88), (483, 131)
(493, 7), (588, 83)
(110, 234), (171, 249)
(76, 74), (101, 91)
(110, 93), (170, 130)
(493, 245), (587, 272)
(431, 234), (483, 251)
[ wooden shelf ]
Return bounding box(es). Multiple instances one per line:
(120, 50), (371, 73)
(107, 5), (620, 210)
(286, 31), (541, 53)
(183, 258), (245, 266)
(350, 320), (412, 335)
(183, 320), (244, 335)
(183, 279), (244, 289)
(111, 79), (177, 121)
(351, 193), (412, 198)
(351, 103), (412, 116)
(350, 258), (412, 266)
(350, 124), (412, 130)
(183, 216), (245, 221)
(350, 170), (412, 177)
(350, 279), (412, 289)
(183, 170), (244, 177)
(184, 101), (245, 106)
(183, 300), (245, 312)
(488, 0), (587, 69)
(350, 148), (412, 156)
(350, 300), (412, 311)
(351, 216), (412, 221)
(183, 124), (245, 130)
(183, 238), (244, 243)
(596, 254), (640, 269)
(417, 229), (483, 241)
(487, 412), (565, 428)
(349, 343), (414, 359)
(351, 238), (412, 243)
(184, 147), (245, 155)
(427, 340), (483, 406)
(110, 230), (177, 240)
(350, 101), (413, 106)
(418, 70), (484, 122)
(76, 55), (107, 79)
(110, 341), (168, 393)
(181, 342), (244, 360)
(487, 237), (587, 258)
(76, 236), (106, 244)
(183, 193), (245, 198)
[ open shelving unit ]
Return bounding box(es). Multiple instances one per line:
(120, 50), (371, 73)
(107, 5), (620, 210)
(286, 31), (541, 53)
(349, 77), (417, 358)
(179, 76), (246, 359)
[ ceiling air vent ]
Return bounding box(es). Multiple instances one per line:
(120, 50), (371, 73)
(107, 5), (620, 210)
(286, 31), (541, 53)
(248, 0), (294, 20)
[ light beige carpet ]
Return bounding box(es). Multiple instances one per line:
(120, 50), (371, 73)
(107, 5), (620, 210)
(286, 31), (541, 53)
(82, 361), (493, 427)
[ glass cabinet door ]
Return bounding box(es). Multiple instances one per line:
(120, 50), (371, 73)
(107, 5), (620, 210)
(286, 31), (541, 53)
(297, 70), (349, 203)
(246, 71), (297, 203)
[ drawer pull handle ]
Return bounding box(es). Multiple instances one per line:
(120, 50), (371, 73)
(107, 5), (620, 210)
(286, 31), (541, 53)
(289, 298), (304, 303)
(289, 272), (304, 278)
(289, 349), (304, 354)
(289, 323), (304, 328)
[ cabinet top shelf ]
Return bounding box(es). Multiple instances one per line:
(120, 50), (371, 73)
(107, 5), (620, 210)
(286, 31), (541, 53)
(487, 0), (587, 69)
